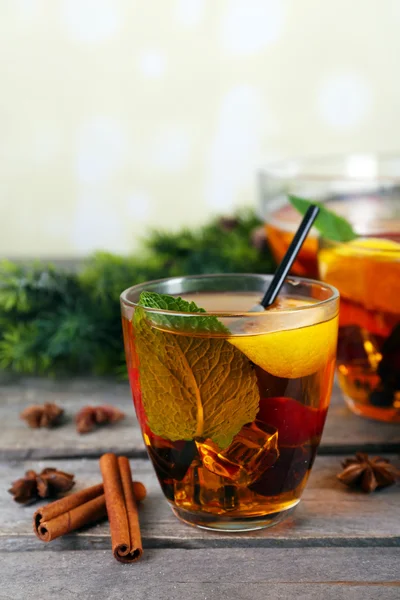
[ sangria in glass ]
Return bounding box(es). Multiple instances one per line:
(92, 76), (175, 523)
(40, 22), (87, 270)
(121, 274), (339, 531)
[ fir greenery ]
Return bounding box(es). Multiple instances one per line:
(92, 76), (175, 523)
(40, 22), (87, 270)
(0, 210), (273, 377)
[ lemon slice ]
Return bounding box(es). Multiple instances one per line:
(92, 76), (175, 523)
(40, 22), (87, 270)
(323, 237), (400, 260)
(229, 316), (338, 379)
(347, 237), (400, 258)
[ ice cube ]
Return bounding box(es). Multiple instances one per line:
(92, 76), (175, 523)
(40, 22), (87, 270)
(197, 420), (279, 486)
(173, 459), (252, 512)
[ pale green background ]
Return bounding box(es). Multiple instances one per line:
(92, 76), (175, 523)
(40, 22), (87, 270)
(1, 0), (399, 257)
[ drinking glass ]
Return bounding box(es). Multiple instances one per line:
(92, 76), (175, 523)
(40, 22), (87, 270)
(259, 154), (400, 422)
(121, 274), (339, 531)
(319, 237), (400, 423)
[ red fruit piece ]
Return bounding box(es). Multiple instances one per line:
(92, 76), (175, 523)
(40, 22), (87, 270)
(257, 396), (327, 447)
(250, 444), (316, 497)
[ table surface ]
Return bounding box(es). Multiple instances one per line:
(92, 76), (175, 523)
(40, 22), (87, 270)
(0, 378), (399, 600)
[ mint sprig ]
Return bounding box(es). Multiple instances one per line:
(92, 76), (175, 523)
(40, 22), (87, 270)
(289, 195), (358, 242)
(133, 290), (259, 448)
(137, 291), (229, 334)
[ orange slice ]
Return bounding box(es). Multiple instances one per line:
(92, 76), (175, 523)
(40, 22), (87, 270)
(319, 238), (400, 314)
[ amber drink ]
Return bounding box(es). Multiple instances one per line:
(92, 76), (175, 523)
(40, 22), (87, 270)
(121, 275), (339, 531)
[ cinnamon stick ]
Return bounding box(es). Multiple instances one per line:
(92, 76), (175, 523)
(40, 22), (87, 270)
(33, 480), (146, 542)
(100, 453), (143, 563)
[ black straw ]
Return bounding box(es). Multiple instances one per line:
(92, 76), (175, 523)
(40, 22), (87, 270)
(260, 204), (320, 308)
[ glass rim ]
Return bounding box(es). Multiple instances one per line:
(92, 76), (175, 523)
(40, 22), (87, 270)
(259, 152), (400, 183)
(120, 273), (339, 318)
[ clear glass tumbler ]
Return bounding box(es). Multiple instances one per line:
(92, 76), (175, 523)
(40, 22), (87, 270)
(121, 274), (339, 531)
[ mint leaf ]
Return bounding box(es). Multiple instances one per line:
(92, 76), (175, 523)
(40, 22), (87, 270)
(138, 291), (229, 335)
(133, 292), (259, 449)
(289, 195), (358, 242)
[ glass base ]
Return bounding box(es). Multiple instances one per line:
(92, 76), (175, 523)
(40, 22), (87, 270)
(171, 501), (299, 532)
(343, 395), (400, 423)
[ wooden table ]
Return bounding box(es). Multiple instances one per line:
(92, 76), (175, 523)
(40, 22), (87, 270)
(1, 379), (399, 599)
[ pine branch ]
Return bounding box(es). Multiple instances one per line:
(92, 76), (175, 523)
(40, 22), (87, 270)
(145, 209), (272, 276)
(0, 323), (51, 374)
(0, 260), (81, 315)
(79, 252), (166, 308)
(0, 209), (272, 377)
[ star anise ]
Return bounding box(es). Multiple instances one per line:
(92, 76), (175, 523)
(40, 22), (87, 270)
(337, 453), (400, 493)
(218, 216), (239, 231)
(75, 405), (126, 434)
(20, 403), (64, 428)
(8, 468), (75, 504)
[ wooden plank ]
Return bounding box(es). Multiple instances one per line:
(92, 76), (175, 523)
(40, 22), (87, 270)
(322, 395), (400, 454)
(0, 548), (399, 600)
(0, 378), (145, 460)
(1, 378), (399, 460)
(1, 456), (399, 550)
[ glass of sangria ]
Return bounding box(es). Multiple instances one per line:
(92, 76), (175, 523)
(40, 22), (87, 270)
(319, 236), (400, 423)
(260, 154), (400, 422)
(121, 274), (339, 531)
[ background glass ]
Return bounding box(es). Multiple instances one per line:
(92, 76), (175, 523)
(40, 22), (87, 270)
(259, 154), (400, 422)
(121, 274), (339, 531)
(319, 237), (400, 423)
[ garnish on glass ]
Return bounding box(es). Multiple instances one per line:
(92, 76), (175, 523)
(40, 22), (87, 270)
(288, 195), (358, 242)
(134, 291), (260, 449)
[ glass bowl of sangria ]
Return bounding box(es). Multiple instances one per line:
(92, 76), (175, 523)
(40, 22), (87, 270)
(259, 154), (400, 423)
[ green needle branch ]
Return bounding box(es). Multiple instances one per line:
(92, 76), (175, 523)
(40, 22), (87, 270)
(0, 210), (273, 378)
